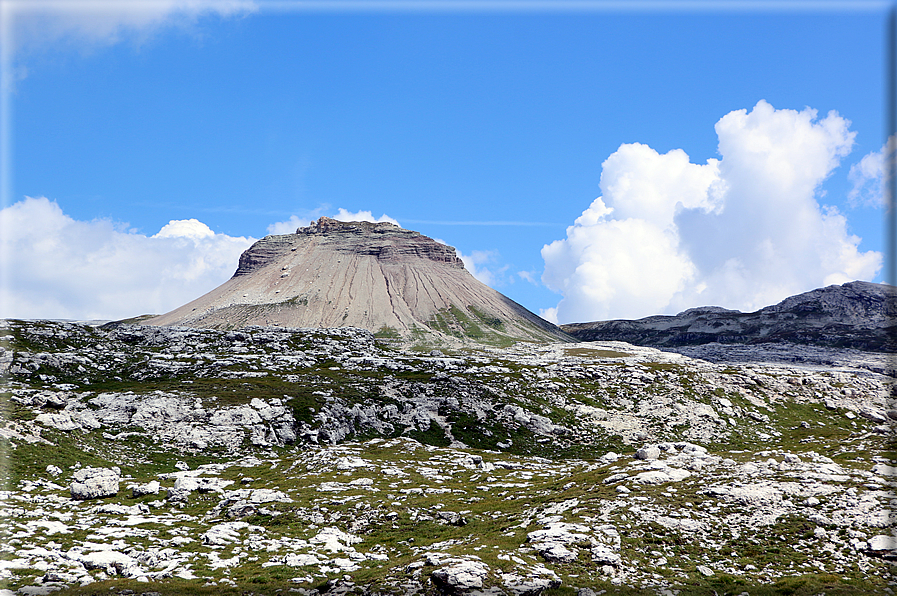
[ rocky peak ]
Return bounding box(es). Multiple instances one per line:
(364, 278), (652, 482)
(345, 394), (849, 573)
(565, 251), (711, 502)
(147, 218), (565, 344)
(235, 218), (464, 278)
(296, 216), (401, 236)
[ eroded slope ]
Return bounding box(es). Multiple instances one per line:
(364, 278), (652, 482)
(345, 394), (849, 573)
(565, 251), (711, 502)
(147, 218), (568, 346)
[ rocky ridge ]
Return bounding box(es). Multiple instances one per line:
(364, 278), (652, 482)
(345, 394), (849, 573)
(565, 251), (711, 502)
(561, 281), (897, 353)
(0, 318), (894, 595)
(147, 218), (568, 346)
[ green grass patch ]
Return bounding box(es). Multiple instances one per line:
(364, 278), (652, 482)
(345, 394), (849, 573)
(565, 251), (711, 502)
(564, 347), (631, 359)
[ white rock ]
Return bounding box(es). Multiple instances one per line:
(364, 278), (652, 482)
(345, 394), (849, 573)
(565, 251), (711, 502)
(540, 543), (577, 563)
(202, 522), (249, 546)
(26, 520), (70, 535)
(70, 467), (119, 500)
(502, 571), (559, 595)
(696, 564), (714, 576)
(867, 535), (897, 552)
(430, 558), (489, 590)
(871, 463), (897, 477)
(15, 587), (59, 596)
(633, 468), (691, 485)
(635, 446), (661, 460)
(600, 451), (620, 463)
(132, 481), (160, 497)
(78, 550), (140, 576)
(310, 527), (361, 552)
(95, 503), (149, 515)
(283, 553), (321, 567)
(591, 544), (621, 566)
(336, 456), (371, 470)
(174, 476), (233, 493)
(246, 488), (292, 504)
(35, 412), (80, 432)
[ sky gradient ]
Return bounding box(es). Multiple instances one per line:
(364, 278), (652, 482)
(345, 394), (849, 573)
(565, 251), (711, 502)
(1, 1), (893, 323)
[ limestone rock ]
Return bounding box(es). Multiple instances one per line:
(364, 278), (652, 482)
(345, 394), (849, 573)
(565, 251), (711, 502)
(429, 556), (489, 592)
(77, 550), (140, 576)
(131, 481), (160, 497)
(635, 445), (661, 460)
(501, 571), (560, 595)
(70, 467), (119, 500)
(202, 522), (250, 546)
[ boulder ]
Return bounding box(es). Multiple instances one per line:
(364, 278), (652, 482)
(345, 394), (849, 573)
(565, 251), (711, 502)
(430, 558), (489, 592)
(131, 480), (160, 497)
(501, 571), (560, 596)
(70, 467), (119, 500)
(78, 550), (140, 576)
(866, 534), (897, 557)
(436, 511), (467, 526)
(635, 446), (661, 460)
(202, 521), (249, 546)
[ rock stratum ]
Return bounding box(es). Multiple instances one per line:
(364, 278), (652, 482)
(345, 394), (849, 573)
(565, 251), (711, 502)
(1, 318), (894, 596)
(562, 281), (897, 353)
(147, 218), (568, 345)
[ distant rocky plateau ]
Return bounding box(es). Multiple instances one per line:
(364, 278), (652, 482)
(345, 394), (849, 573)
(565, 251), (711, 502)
(562, 281), (897, 355)
(0, 313), (894, 596)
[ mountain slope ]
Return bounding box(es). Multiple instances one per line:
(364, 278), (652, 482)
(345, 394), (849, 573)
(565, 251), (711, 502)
(561, 281), (896, 352)
(146, 217), (569, 345)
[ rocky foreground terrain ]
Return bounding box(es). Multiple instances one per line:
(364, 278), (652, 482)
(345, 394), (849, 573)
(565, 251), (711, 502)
(0, 319), (894, 595)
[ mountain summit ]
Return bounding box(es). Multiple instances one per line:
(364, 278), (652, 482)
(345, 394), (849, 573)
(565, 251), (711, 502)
(147, 217), (568, 344)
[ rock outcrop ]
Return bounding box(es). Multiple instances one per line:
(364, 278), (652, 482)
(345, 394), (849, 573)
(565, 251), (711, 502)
(70, 467), (120, 500)
(562, 281), (897, 352)
(147, 217), (569, 345)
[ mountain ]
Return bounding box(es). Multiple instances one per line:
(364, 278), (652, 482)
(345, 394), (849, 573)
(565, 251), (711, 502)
(146, 217), (569, 345)
(561, 281), (897, 352)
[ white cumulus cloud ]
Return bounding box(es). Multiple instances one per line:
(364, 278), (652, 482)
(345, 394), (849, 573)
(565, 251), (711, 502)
(0, 196), (255, 320)
(266, 215), (311, 235)
(542, 100), (882, 324)
(848, 136), (895, 208)
(457, 249), (506, 287)
(333, 208), (400, 227)
(517, 270), (538, 284)
(154, 218), (216, 239)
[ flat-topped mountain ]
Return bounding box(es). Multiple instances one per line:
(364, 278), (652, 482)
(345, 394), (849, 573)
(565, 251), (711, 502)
(561, 280), (897, 352)
(147, 217), (569, 344)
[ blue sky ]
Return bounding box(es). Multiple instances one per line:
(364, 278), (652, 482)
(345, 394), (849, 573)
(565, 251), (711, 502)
(1, 1), (892, 322)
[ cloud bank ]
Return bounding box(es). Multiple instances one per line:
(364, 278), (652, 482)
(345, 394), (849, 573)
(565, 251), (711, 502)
(7, 0), (257, 56)
(0, 197), (255, 320)
(541, 100), (882, 324)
